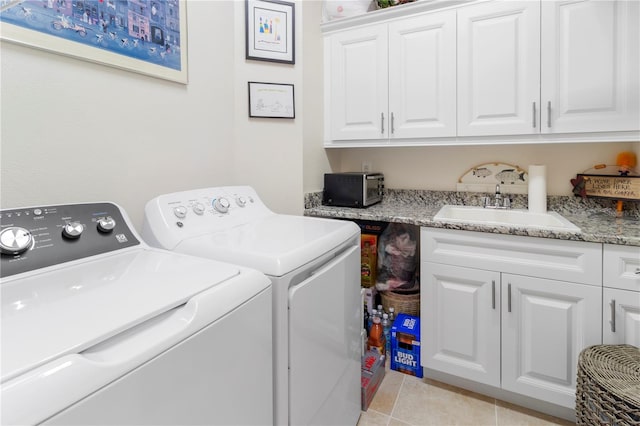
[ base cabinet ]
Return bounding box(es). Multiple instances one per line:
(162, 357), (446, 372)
(423, 263), (500, 387)
(501, 274), (600, 408)
(603, 288), (640, 346)
(602, 244), (640, 346)
(421, 228), (602, 410)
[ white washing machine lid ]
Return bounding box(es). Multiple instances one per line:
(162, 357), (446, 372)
(175, 215), (359, 277)
(1, 248), (242, 383)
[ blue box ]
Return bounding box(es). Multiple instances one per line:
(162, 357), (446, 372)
(390, 314), (422, 378)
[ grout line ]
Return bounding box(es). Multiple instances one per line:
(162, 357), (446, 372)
(387, 373), (406, 426)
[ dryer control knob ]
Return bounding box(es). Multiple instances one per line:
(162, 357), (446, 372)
(235, 196), (247, 207)
(173, 206), (188, 219)
(0, 226), (33, 255)
(97, 217), (116, 233)
(62, 222), (84, 239)
(213, 197), (230, 213)
(192, 203), (205, 215)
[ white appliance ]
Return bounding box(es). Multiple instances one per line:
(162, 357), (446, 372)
(142, 186), (362, 426)
(1, 202), (273, 425)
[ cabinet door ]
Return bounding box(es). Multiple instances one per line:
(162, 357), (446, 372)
(422, 262), (501, 387)
(327, 26), (388, 141)
(541, 0), (640, 133)
(457, 1), (540, 136)
(603, 287), (640, 346)
(502, 274), (601, 409)
(388, 10), (456, 139)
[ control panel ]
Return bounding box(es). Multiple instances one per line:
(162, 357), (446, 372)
(142, 186), (274, 250)
(0, 203), (140, 278)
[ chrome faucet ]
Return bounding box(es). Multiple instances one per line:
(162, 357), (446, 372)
(483, 184), (511, 209)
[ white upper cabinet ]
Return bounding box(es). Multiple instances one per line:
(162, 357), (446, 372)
(326, 25), (388, 141)
(457, 1), (540, 136)
(325, 9), (456, 143)
(322, 0), (639, 146)
(541, 0), (640, 133)
(388, 12), (457, 139)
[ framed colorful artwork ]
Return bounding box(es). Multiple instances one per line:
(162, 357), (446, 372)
(248, 81), (295, 119)
(0, 0), (188, 84)
(245, 0), (294, 64)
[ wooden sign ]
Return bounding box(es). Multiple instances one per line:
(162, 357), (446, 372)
(579, 175), (640, 200)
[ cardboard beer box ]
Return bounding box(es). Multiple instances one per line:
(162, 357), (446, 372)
(361, 350), (385, 411)
(390, 314), (423, 378)
(361, 234), (378, 288)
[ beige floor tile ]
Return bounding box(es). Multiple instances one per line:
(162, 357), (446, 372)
(368, 368), (405, 415)
(391, 377), (497, 426)
(357, 409), (390, 426)
(496, 400), (575, 426)
(388, 417), (412, 426)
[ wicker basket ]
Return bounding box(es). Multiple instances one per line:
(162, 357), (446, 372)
(576, 344), (640, 426)
(380, 291), (420, 317)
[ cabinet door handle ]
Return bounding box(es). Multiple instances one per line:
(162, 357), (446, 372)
(532, 102), (537, 128)
(391, 112), (395, 134)
(507, 283), (512, 313)
(547, 101), (552, 128)
(381, 113), (385, 134)
(635, 268), (640, 275)
(492, 280), (496, 310)
(610, 299), (616, 333)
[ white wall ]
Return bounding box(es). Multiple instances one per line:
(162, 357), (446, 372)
(325, 141), (640, 195)
(232, 0), (304, 215)
(302, 0), (331, 195)
(1, 0), (305, 230)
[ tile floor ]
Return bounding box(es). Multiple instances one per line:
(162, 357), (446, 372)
(358, 366), (576, 426)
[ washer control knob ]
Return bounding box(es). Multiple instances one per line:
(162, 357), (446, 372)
(97, 217), (116, 233)
(63, 222), (84, 239)
(213, 197), (230, 213)
(0, 227), (33, 255)
(235, 196), (247, 207)
(173, 206), (187, 219)
(192, 203), (205, 215)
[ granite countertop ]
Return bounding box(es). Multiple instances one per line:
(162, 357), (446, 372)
(304, 190), (640, 247)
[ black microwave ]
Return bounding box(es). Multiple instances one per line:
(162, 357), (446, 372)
(323, 172), (384, 208)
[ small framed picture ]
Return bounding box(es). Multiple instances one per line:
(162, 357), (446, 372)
(245, 0), (295, 64)
(248, 82), (295, 119)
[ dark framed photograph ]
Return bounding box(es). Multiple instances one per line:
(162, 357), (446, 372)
(248, 82), (295, 119)
(245, 0), (294, 64)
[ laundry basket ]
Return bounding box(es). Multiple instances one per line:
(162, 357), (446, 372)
(576, 344), (640, 425)
(380, 290), (420, 317)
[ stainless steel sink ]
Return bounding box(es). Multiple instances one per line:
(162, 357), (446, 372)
(433, 205), (581, 233)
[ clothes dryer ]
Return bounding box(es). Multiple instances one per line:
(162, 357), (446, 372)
(142, 186), (362, 426)
(1, 202), (272, 425)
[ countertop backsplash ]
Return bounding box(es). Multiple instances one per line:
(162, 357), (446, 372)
(304, 189), (640, 246)
(306, 189), (640, 218)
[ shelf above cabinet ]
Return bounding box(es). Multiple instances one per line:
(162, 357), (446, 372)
(324, 130), (640, 148)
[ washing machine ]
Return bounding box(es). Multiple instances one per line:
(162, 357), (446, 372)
(0, 202), (273, 425)
(142, 186), (362, 426)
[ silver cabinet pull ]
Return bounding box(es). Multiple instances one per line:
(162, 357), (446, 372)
(492, 280), (496, 310)
(610, 299), (616, 332)
(507, 283), (512, 313)
(381, 113), (385, 134)
(532, 102), (537, 128)
(391, 112), (395, 134)
(547, 101), (552, 128)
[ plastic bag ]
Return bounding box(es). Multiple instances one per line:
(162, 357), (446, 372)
(322, 0), (374, 22)
(375, 223), (419, 293)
